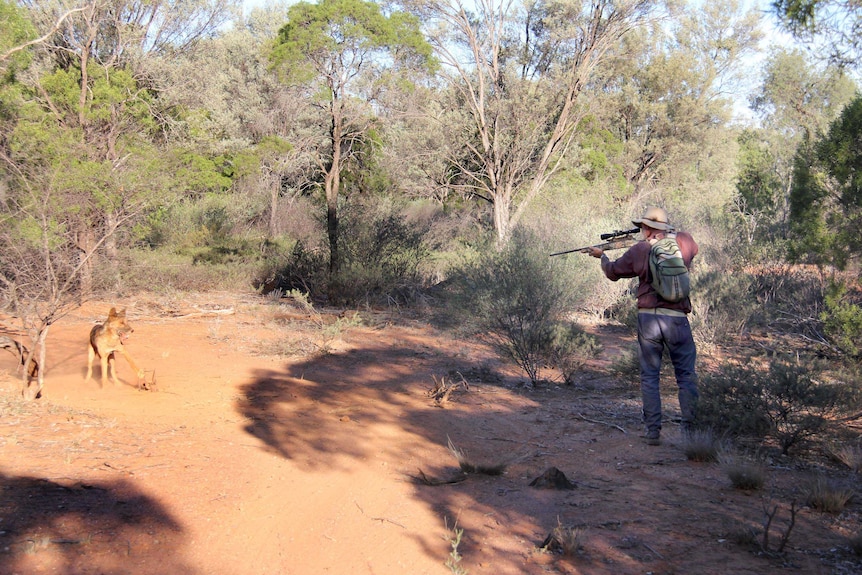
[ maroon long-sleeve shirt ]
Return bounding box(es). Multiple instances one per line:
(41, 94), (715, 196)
(600, 231), (698, 313)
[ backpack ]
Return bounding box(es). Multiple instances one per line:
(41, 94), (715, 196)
(649, 235), (691, 303)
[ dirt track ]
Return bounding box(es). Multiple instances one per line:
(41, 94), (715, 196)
(1, 293), (860, 574)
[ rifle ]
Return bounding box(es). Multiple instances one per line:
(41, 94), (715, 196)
(549, 227), (640, 257)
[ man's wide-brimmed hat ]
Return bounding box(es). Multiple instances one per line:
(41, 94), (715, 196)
(632, 206), (672, 231)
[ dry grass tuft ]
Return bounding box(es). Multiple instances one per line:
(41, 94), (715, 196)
(831, 440), (862, 474)
(718, 450), (767, 490)
(447, 436), (507, 476)
(428, 373), (469, 407)
(681, 428), (721, 462)
(548, 518), (584, 556)
(804, 475), (855, 514)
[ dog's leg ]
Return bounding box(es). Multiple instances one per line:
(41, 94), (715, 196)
(117, 348), (145, 381)
(85, 344), (96, 383)
(101, 351), (113, 387)
(109, 352), (124, 386)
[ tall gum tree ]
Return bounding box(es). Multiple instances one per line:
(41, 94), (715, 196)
(597, 0), (762, 199)
(270, 0), (435, 284)
(773, 0), (862, 68)
(742, 47), (856, 240)
(402, 0), (651, 245)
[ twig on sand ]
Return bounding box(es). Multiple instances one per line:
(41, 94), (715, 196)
(409, 468), (469, 486)
(575, 413), (627, 433)
(354, 501), (406, 528)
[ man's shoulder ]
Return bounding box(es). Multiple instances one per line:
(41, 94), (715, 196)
(626, 239), (651, 254)
(672, 230), (698, 257)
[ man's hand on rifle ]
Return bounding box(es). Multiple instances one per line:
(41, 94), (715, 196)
(587, 246), (604, 258)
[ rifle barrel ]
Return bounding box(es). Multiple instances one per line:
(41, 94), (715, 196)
(549, 235), (638, 257)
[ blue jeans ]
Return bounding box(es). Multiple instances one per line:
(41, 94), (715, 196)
(637, 311), (698, 434)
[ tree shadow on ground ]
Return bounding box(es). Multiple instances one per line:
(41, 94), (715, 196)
(238, 335), (520, 465)
(0, 471), (193, 574)
(235, 330), (605, 570)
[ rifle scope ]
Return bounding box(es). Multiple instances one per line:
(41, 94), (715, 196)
(600, 227), (640, 241)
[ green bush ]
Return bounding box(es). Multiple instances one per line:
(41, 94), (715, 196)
(689, 269), (755, 346)
(821, 280), (862, 358)
(444, 229), (580, 385)
(699, 357), (857, 454)
(332, 199), (432, 305)
(254, 239), (328, 298)
(258, 198), (434, 305)
(547, 322), (602, 384)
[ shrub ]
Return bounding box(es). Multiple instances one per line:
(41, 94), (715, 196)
(696, 363), (772, 439)
(257, 240), (328, 298)
(689, 269), (754, 346)
(332, 198), (433, 305)
(699, 357), (856, 454)
(748, 265), (829, 342)
(444, 229), (579, 385)
(718, 450), (767, 490)
(546, 323), (602, 384)
(608, 344), (640, 385)
(821, 280), (862, 358)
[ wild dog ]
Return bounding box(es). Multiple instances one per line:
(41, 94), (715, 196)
(85, 307), (144, 387)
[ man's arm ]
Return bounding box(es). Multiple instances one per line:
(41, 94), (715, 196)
(590, 242), (647, 281)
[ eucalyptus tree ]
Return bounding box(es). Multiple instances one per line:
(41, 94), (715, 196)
(401, 0), (652, 245)
(588, 0), (761, 209)
(739, 47), (855, 242)
(269, 0), (435, 281)
(772, 0), (862, 69)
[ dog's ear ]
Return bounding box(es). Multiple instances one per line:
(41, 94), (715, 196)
(108, 307), (118, 318)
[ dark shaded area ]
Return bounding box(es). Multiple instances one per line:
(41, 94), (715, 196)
(0, 472), (193, 574)
(238, 338), (511, 465)
(234, 331), (632, 571)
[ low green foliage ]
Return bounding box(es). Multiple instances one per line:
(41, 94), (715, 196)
(444, 520), (468, 575)
(547, 323), (602, 384)
(608, 344), (640, 384)
(443, 230), (580, 385)
(821, 280), (862, 358)
(699, 357), (857, 454)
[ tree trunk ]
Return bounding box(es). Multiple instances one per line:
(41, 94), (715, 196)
(326, 99), (343, 283)
(77, 226), (95, 296)
(269, 172), (280, 238)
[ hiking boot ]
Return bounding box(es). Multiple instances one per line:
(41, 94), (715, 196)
(643, 430), (661, 446)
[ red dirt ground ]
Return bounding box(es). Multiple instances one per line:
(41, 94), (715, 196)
(1, 292), (860, 575)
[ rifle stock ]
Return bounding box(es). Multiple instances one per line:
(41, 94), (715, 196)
(549, 235), (637, 257)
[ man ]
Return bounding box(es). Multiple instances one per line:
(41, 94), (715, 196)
(587, 206), (699, 446)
